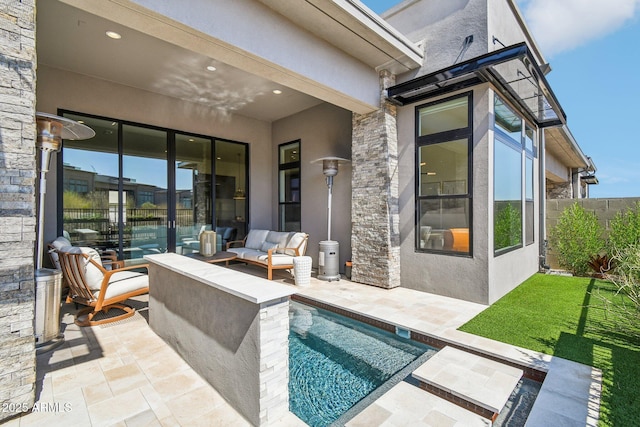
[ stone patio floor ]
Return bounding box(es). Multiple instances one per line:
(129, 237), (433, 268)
(4, 264), (601, 426)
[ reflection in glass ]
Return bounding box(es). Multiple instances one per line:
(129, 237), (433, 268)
(175, 134), (212, 254)
(215, 141), (247, 241)
(418, 199), (470, 253)
(419, 139), (468, 197)
(525, 157), (534, 245)
(279, 141), (301, 231)
(494, 137), (522, 252)
(123, 125), (168, 263)
(62, 114), (118, 249)
(419, 97), (468, 136)
(495, 96), (522, 142)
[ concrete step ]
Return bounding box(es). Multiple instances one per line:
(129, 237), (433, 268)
(412, 346), (523, 421)
(346, 381), (491, 427)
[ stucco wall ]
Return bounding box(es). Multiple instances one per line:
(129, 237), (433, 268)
(398, 84), (540, 305)
(271, 103), (353, 271)
(36, 65), (273, 248)
(384, 0), (489, 79)
(147, 256), (293, 426)
(398, 86), (491, 304)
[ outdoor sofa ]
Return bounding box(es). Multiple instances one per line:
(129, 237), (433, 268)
(226, 229), (308, 280)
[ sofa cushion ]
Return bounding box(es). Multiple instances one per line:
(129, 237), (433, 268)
(244, 229), (270, 250)
(258, 253), (295, 266)
(59, 246), (104, 291)
(285, 232), (307, 256)
(228, 248), (262, 260)
(265, 231), (290, 248)
(260, 241), (279, 252)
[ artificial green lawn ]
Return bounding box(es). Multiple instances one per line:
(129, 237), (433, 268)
(459, 273), (640, 427)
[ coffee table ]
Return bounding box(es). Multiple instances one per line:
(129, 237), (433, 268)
(185, 251), (237, 264)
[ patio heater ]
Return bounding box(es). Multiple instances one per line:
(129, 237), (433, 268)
(34, 112), (94, 352)
(311, 156), (350, 281)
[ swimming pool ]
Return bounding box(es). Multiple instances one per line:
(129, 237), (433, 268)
(289, 301), (437, 427)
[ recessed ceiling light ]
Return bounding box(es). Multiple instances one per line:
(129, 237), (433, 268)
(206, 65), (217, 72)
(188, 138), (194, 142)
(272, 89), (282, 95)
(106, 31), (121, 39)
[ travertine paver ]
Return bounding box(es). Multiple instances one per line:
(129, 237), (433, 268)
(412, 346), (523, 414)
(346, 381), (490, 427)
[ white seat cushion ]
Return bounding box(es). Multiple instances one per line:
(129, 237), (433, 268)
(258, 253), (295, 266)
(97, 271), (148, 300)
(228, 248), (261, 260)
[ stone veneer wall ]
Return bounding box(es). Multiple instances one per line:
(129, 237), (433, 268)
(546, 180), (572, 199)
(350, 70), (400, 288)
(0, 0), (37, 421)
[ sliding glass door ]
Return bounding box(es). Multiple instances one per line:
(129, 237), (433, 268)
(122, 124), (168, 262)
(60, 112), (248, 264)
(175, 134), (213, 254)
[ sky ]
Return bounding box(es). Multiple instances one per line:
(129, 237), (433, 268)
(363, 0), (640, 198)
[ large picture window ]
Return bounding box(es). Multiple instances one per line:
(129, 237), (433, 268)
(416, 93), (472, 255)
(493, 95), (536, 255)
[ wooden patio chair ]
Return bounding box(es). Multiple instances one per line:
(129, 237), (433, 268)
(56, 246), (149, 326)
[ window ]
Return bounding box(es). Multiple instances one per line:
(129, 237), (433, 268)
(493, 95), (536, 255)
(416, 93), (472, 255)
(279, 141), (301, 231)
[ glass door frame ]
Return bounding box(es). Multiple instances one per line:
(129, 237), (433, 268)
(57, 110), (249, 260)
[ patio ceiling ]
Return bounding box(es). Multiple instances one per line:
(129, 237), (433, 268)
(37, 0), (323, 122)
(37, 0), (423, 122)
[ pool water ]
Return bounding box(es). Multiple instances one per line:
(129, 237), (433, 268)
(289, 301), (436, 427)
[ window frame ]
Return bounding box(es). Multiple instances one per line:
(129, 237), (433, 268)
(415, 92), (473, 256)
(278, 140), (301, 232)
(493, 94), (537, 256)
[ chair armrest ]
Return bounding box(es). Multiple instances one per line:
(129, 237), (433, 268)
(103, 260), (125, 269)
(279, 246), (302, 257)
(104, 263), (149, 276)
(226, 239), (246, 250)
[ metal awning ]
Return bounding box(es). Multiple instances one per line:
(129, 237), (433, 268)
(387, 42), (566, 128)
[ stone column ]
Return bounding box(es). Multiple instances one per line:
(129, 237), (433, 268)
(350, 70), (400, 289)
(0, 0), (37, 421)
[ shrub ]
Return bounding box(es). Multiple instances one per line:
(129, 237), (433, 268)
(599, 244), (640, 336)
(549, 203), (604, 276)
(607, 202), (640, 254)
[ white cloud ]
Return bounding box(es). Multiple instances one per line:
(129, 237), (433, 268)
(517, 0), (640, 56)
